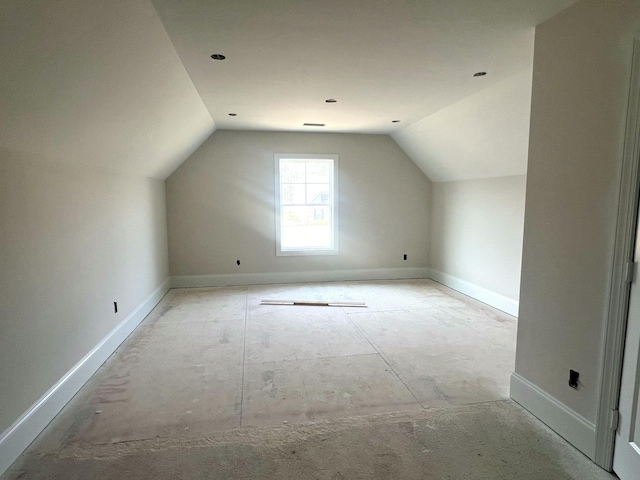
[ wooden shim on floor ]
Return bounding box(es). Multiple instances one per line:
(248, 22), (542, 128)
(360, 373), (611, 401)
(260, 299), (367, 307)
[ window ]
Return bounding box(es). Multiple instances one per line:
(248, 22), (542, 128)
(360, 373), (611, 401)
(275, 154), (338, 256)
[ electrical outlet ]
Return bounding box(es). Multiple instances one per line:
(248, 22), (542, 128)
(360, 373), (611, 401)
(403, 254), (408, 261)
(236, 259), (241, 266)
(569, 370), (579, 389)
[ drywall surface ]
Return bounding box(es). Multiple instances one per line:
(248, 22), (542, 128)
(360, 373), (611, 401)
(392, 69), (533, 182)
(516, 0), (640, 425)
(430, 176), (526, 301)
(151, 0), (576, 134)
(166, 131), (431, 276)
(0, 0), (214, 179)
(0, 147), (169, 434)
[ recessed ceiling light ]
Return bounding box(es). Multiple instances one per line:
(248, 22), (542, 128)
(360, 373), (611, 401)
(392, 120), (401, 123)
(210, 54), (226, 60)
(228, 113), (237, 116)
(474, 71), (487, 77)
(325, 99), (337, 103)
(303, 123), (325, 127)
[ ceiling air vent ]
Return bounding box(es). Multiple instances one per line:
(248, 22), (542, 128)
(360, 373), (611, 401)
(303, 123), (325, 127)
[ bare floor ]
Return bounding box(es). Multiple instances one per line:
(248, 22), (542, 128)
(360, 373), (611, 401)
(3, 279), (616, 479)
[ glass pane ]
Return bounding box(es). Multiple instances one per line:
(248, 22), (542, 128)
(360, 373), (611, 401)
(306, 161), (331, 183)
(281, 206), (332, 249)
(306, 184), (330, 204)
(280, 160), (305, 183)
(281, 184), (305, 205)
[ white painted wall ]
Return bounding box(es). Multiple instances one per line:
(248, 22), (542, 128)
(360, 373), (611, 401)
(514, 0), (640, 452)
(166, 131), (431, 278)
(391, 64), (531, 313)
(392, 69), (533, 182)
(430, 176), (526, 302)
(0, 147), (170, 435)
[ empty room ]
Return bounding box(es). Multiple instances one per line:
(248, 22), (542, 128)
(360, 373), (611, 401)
(1, 0), (639, 479)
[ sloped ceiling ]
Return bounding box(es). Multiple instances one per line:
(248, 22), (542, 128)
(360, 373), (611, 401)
(150, 0), (574, 135)
(0, 0), (577, 180)
(392, 69), (534, 182)
(0, 0), (214, 179)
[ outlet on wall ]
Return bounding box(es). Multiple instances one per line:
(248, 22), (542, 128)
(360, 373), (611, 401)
(403, 254), (407, 261)
(569, 369), (579, 389)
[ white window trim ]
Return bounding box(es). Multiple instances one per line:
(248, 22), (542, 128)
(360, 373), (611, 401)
(274, 153), (339, 256)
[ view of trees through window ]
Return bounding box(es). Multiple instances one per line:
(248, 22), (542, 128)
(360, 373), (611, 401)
(279, 158), (334, 251)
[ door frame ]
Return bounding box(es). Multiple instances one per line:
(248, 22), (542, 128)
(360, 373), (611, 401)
(595, 37), (640, 470)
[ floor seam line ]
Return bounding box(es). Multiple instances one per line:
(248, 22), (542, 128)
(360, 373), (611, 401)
(239, 286), (249, 427)
(346, 316), (424, 408)
(244, 352), (381, 365)
(342, 307), (441, 315)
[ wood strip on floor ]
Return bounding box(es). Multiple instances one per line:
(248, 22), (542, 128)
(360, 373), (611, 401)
(260, 299), (367, 307)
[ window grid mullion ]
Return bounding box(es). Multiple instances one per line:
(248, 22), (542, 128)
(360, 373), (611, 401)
(304, 161), (308, 206)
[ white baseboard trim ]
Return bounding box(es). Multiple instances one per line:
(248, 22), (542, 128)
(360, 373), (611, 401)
(427, 268), (519, 316)
(510, 372), (597, 460)
(0, 278), (171, 476)
(171, 267), (430, 288)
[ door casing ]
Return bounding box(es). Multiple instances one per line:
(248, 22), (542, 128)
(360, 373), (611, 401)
(595, 37), (640, 470)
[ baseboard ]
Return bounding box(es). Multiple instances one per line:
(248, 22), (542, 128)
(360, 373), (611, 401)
(171, 267), (430, 288)
(427, 268), (519, 316)
(510, 372), (597, 460)
(0, 278), (171, 476)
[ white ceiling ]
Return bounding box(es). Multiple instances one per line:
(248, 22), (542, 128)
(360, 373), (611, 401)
(0, 0), (577, 180)
(151, 0), (576, 134)
(0, 0), (214, 179)
(393, 69), (534, 182)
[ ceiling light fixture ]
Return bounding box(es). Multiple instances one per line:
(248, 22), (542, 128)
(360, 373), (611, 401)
(474, 71), (487, 77)
(303, 123), (325, 127)
(210, 54), (226, 60)
(325, 99), (337, 103)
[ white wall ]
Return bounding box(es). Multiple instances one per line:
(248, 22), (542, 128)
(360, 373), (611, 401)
(513, 0), (640, 459)
(392, 69), (533, 182)
(430, 176), (526, 302)
(0, 147), (169, 435)
(391, 65), (531, 314)
(166, 131), (431, 280)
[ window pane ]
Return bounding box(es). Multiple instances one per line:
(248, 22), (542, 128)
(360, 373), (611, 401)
(276, 154), (337, 255)
(281, 206), (332, 249)
(306, 184), (330, 204)
(280, 161), (305, 183)
(306, 161), (331, 183)
(281, 184), (305, 205)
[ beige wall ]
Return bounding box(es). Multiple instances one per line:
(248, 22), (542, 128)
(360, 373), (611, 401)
(0, 148), (169, 434)
(430, 175), (526, 301)
(167, 131), (431, 276)
(516, 0), (640, 422)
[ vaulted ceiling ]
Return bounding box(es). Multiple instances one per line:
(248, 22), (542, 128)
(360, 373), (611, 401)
(0, 0), (577, 180)
(0, 0), (214, 179)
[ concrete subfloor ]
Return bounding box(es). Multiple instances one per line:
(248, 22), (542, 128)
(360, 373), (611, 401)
(2, 279), (617, 479)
